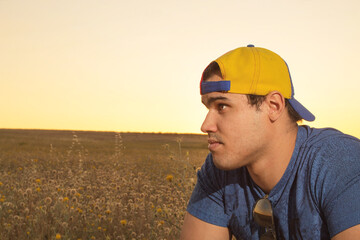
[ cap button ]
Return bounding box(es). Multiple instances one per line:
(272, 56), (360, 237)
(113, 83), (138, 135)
(247, 44), (255, 47)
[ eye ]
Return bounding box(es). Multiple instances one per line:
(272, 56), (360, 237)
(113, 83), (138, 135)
(218, 104), (227, 112)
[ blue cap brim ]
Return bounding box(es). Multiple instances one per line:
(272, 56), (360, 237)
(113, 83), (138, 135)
(288, 98), (315, 121)
(201, 81), (231, 95)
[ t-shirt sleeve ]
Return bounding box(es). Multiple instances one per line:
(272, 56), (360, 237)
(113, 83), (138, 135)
(186, 153), (230, 227)
(311, 135), (360, 237)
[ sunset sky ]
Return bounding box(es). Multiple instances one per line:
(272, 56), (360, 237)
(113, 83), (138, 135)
(1, 0), (360, 138)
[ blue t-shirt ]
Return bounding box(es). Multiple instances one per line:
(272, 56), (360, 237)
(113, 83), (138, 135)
(187, 126), (360, 239)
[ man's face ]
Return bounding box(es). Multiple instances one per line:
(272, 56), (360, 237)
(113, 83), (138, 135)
(201, 75), (270, 170)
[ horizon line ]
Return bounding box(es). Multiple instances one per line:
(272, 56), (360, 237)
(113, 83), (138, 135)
(0, 127), (206, 135)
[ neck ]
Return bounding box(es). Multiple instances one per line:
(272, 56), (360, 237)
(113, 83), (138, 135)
(246, 124), (298, 194)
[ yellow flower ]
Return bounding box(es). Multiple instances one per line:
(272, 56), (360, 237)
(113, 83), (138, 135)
(156, 208), (162, 213)
(63, 197), (69, 202)
(165, 174), (173, 182)
(120, 219), (127, 226)
(35, 179), (41, 183)
(36, 187), (41, 192)
(0, 182), (2, 186)
(105, 209), (111, 214)
(55, 233), (61, 239)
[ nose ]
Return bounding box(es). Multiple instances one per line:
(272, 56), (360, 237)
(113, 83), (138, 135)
(201, 111), (217, 133)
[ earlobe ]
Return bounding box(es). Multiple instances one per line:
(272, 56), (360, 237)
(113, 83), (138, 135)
(266, 91), (285, 122)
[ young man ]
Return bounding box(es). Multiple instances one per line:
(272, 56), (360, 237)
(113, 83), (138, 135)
(180, 45), (360, 239)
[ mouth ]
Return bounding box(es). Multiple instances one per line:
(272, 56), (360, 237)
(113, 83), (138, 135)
(208, 139), (223, 151)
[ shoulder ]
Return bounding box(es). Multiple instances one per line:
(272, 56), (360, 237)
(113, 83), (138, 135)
(299, 126), (360, 210)
(298, 126), (360, 178)
(300, 126), (360, 158)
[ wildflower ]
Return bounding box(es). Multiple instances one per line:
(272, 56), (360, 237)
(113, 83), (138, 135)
(63, 197), (69, 202)
(165, 174), (173, 182)
(55, 233), (61, 239)
(24, 208), (29, 214)
(36, 187), (41, 192)
(45, 197), (52, 205)
(105, 209), (111, 214)
(156, 208), (162, 213)
(120, 219), (127, 226)
(25, 188), (32, 195)
(35, 179), (41, 183)
(0, 182), (2, 186)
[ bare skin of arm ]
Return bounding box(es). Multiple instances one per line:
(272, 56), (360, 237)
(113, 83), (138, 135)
(331, 224), (360, 240)
(180, 212), (231, 240)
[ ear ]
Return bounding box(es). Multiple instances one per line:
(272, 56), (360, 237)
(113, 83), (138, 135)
(265, 91), (286, 122)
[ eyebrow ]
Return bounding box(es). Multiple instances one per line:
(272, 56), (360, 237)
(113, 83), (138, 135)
(202, 96), (230, 107)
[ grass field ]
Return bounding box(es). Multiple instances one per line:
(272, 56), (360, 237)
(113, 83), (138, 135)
(0, 129), (208, 240)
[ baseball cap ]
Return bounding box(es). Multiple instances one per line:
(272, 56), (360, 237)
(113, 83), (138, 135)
(200, 44), (315, 121)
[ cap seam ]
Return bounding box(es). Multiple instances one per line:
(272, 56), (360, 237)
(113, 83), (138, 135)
(253, 48), (261, 94)
(248, 47), (257, 94)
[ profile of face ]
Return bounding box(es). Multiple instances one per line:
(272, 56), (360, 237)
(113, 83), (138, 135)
(201, 75), (271, 170)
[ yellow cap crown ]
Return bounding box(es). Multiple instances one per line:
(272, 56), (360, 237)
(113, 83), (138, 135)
(215, 46), (292, 98)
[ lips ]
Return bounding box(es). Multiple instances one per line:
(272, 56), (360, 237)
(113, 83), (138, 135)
(208, 139), (222, 151)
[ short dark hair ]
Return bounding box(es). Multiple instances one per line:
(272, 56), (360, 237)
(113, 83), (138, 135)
(202, 61), (302, 123)
(202, 61), (222, 81)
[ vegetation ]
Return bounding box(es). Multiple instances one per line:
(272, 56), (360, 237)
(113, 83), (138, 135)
(0, 129), (208, 239)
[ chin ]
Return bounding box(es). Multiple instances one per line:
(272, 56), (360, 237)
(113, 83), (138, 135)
(212, 156), (236, 171)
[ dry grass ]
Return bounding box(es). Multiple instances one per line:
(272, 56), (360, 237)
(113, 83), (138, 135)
(0, 129), (208, 240)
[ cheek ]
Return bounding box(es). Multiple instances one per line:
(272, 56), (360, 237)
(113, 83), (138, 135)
(227, 113), (266, 145)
